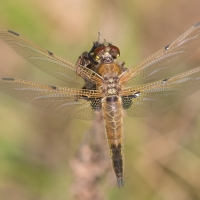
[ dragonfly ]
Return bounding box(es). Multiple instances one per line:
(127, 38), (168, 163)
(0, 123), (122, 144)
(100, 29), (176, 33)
(1, 22), (200, 187)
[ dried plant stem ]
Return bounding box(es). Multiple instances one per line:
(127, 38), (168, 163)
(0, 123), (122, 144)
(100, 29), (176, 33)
(70, 115), (114, 200)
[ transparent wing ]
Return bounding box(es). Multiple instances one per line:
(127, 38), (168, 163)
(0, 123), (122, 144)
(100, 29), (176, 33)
(0, 30), (102, 86)
(122, 66), (200, 117)
(120, 22), (200, 87)
(0, 78), (101, 120)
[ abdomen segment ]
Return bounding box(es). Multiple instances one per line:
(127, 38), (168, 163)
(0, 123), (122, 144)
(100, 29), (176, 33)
(102, 96), (124, 186)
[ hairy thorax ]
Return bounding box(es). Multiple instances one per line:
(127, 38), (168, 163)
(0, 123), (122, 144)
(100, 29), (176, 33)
(97, 63), (122, 96)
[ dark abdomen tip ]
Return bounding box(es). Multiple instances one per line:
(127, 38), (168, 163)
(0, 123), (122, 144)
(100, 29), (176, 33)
(117, 177), (124, 187)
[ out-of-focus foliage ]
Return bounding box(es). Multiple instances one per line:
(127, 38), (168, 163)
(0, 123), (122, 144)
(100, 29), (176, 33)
(0, 0), (200, 199)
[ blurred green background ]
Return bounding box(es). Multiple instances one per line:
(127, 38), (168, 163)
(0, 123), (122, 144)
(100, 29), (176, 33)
(1, 0), (200, 199)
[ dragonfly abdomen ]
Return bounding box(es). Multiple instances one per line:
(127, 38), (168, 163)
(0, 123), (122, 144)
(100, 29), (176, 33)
(102, 96), (124, 186)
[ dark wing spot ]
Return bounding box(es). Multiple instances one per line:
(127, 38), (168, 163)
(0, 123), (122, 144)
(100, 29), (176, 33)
(195, 22), (200, 27)
(77, 96), (102, 110)
(122, 96), (133, 109)
(8, 30), (19, 36)
(50, 85), (57, 90)
(90, 98), (102, 110)
(164, 45), (170, 50)
(2, 78), (15, 81)
(133, 91), (141, 98)
(47, 50), (53, 56)
(123, 92), (141, 99)
(163, 78), (170, 82)
(122, 92), (141, 110)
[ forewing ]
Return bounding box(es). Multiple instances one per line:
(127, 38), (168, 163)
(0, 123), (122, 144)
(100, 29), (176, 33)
(122, 66), (200, 117)
(0, 30), (102, 86)
(121, 22), (200, 87)
(0, 78), (101, 120)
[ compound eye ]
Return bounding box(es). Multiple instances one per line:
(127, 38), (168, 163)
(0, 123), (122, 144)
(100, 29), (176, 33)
(94, 46), (105, 61)
(110, 45), (120, 59)
(93, 43), (120, 61)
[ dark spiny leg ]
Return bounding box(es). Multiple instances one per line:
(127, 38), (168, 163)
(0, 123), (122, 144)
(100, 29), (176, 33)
(118, 61), (127, 72)
(76, 51), (90, 67)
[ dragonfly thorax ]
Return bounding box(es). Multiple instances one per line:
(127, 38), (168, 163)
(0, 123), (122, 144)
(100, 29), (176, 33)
(101, 75), (121, 96)
(97, 63), (122, 76)
(97, 63), (122, 96)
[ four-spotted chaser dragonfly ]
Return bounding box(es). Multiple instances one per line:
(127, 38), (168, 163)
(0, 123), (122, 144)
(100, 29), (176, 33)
(1, 22), (200, 187)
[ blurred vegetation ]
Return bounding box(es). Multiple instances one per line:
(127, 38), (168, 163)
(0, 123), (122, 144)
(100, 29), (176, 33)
(0, 0), (200, 199)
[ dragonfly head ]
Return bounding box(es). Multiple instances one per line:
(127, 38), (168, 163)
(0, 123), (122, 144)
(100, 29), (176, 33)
(93, 42), (120, 64)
